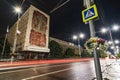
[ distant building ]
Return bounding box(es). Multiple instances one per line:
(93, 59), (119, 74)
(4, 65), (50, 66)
(50, 37), (82, 55)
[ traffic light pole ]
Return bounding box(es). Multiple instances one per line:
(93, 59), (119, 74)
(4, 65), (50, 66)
(86, 0), (103, 80)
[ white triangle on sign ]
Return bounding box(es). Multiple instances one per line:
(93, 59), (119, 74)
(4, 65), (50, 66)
(85, 10), (94, 18)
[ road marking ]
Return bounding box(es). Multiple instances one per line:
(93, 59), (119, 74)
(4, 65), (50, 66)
(0, 64), (48, 71)
(22, 68), (71, 80)
(0, 63), (72, 74)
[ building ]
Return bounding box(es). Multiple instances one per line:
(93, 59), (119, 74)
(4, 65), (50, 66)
(7, 5), (50, 59)
(49, 37), (82, 55)
(7, 5), (82, 60)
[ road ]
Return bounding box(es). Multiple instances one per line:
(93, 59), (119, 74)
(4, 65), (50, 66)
(0, 60), (95, 80)
(0, 59), (120, 80)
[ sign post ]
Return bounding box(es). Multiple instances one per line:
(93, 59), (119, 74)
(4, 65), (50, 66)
(82, 0), (103, 80)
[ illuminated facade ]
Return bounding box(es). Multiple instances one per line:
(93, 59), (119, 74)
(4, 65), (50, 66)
(7, 5), (82, 59)
(7, 5), (50, 53)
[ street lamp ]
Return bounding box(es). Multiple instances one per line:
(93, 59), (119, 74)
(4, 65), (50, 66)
(108, 41), (112, 45)
(110, 45), (119, 54)
(73, 33), (85, 57)
(101, 25), (119, 55)
(116, 46), (119, 54)
(112, 25), (119, 31)
(115, 40), (119, 44)
(108, 40), (119, 55)
(79, 33), (84, 39)
(14, 6), (22, 13)
(115, 40), (120, 54)
(101, 28), (108, 33)
(11, 6), (22, 63)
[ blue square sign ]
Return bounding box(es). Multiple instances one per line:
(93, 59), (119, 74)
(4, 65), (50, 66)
(82, 4), (98, 22)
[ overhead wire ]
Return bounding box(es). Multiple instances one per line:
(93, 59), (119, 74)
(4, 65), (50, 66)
(20, 0), (26, 7)
(50, 0), (71, 13)
(52, 0), (63, 10)
(95, 0), (106, 26)
(95, 0), (111, 40)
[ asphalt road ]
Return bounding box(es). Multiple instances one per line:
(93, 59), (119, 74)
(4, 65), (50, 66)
(0, 59), (120, 80)
(0, 60), (96, 80)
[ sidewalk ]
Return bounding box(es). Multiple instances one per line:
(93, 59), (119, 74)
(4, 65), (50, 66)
(101, 59), (120, 80)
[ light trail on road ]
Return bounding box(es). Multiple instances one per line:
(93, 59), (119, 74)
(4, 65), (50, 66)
(0, 60), (95, 80)
(0, 59), (119, 80)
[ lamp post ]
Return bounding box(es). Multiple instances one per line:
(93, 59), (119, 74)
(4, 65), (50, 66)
(116, 46), (119, 54)
(115, 40), (120, 54)
(73, 33), (85, 57)
(115, 40), (120, 44)
(1, 26), (9, 59)
(108, 29), (116, 55)
(11, 6), (22, 63)
(101, 25), (119, 55)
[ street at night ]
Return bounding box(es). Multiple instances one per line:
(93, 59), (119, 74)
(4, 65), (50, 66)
(0, 59), (120, 80)
(0, 0), (120, 80)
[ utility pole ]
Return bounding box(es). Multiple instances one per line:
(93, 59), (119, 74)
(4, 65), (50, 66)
(12, 14), (20, 55)
(1, 26), (9, 59)
(1, 33), (7, 59)
(83, 0), (103, 80)
(11, 6), (22, 63)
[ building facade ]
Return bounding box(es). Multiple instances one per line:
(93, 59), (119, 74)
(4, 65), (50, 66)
(7, 5), (82, 60)
(8, 5), (50, 53)
(50, 37), (82, 55)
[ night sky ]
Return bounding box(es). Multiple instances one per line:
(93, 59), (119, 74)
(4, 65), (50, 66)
(0, 0), (120, 47)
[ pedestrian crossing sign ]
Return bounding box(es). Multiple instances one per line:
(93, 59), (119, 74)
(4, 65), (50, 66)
(82, 4), (98, 22)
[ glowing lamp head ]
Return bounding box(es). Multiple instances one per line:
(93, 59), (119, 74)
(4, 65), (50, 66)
(112, 25), (119, 31)
(73, 35), (77, 40)
(101, 28), (107, 33)
(14, 6), (22, 13)
(79, 33), (85, 39)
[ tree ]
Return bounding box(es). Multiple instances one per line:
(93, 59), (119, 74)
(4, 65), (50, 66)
(81, 49), (93, 58)
(99, 50), (107, 58)
(49, 40), (63, 58)
(64, 48), (75, 58)
(117, 53), (120, 58)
